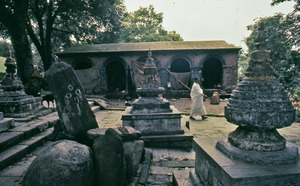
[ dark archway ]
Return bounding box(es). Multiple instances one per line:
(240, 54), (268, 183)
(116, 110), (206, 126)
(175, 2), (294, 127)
(106, 61), (126, 92)
(202, 57), (223, 89)
(73, 58), (93, 70)
(170, 58), (190, 72)
(169, 58), (191, 90)
(74, 62), (92, 70)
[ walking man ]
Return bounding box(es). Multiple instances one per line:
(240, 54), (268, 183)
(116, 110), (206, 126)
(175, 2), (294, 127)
(190, 77), (207, 120)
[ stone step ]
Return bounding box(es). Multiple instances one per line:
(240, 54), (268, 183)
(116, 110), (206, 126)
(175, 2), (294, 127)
(88, 101), (94, 107)
(0, 118), (14, 133)
(0, 141), (55, 186)
(91, 105), (101, 113)
(0, 121), (51, 152)
(172, 169), (194, 186)
(0, 128), (53, 171)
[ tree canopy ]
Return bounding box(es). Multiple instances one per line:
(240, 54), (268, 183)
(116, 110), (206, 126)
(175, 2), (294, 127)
(0, 0), (35, 82)
(26, 0), (125, 71)
(119, 5), (183, 43)
(0, 0), (125, 73)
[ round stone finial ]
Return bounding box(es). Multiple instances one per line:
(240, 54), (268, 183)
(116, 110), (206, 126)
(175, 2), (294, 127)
(148, 49), (152, 58)
(0, 48), (24, 91)
(4, 48), (17, 74)
(255, 23), (266, 50)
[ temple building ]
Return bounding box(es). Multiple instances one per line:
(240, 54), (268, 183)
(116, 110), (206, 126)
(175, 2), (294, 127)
(56, 41), (241, 97)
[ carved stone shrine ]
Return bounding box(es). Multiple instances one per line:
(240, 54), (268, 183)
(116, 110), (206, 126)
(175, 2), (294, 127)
(191, 24), (300, 185)
(122, 50), (192, 148)
(45, 62), (98, 142)
(0, 50), (42, 117)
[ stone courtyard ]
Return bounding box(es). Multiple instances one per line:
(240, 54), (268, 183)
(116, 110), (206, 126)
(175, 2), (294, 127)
(0, 98), (299, 185)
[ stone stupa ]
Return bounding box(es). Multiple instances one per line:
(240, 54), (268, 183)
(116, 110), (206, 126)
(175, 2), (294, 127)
(122, 50), (192, 148)
(191, 23), (300, 185)
(0, 50), (43, 118)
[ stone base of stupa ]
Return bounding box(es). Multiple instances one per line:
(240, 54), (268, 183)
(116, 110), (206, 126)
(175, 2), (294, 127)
(191, 138), (300, 185)
(0, 91), (43, 118)
(122, 105), (193, 149)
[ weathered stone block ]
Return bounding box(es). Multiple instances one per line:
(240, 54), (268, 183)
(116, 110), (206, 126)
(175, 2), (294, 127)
(0, 117), (14, 133)
(92, 128), (126, 186)
(192, 138), (300, 186)
(23, 140), (95, 186)
(124, 140), (144, 176)
(122, 106), (183, 135)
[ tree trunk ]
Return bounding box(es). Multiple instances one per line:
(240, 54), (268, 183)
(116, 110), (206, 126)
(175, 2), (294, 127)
(0, 0), (34, 83)
(9, 26), (34, 83)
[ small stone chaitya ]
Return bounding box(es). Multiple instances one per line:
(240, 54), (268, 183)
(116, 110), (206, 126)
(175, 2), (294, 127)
(0, 50), (42, 117)
(190, 23), (300, 186)
(217, 23), (298, 165)
(122, 50), (192, 148)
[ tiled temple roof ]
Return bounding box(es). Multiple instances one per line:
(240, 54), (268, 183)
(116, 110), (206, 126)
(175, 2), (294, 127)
(58, 40), (241, 55)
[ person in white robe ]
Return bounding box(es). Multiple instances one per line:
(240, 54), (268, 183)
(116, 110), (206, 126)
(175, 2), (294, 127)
(190, 77), (207, 120)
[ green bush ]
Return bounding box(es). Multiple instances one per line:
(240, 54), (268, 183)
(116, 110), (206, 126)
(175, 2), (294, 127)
(0, 56), (5, 73)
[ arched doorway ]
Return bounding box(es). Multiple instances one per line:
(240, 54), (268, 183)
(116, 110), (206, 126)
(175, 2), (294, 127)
(169, 58), (191, 90)
(170, 58), (190, 73)
(74, 61), (92, 70)
(202, 57), (223, 89)
(106, 60), (126, 92)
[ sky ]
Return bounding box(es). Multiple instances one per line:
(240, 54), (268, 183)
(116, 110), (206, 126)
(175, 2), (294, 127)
(123, 0), (295, 51)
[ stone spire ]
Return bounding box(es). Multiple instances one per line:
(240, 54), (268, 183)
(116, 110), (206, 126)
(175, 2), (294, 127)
(217, 23), (298, 165)
(244, 23), (275, 82)
(142, 49), (160, 89)
(0, 49), (43, 118)
(1, 48), (24, 91)
(135, 49), (165, 98)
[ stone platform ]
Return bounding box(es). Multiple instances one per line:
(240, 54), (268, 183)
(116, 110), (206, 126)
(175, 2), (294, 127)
(122, 106), (182, 135)
(140, 128), (193, 149)
(122, 105), (192, 149)
(191, 137), (300, 186)
(0, 95), (42, 118)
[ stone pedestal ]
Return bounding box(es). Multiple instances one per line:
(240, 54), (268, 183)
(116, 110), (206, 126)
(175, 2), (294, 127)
(0, 112), (14, 132)
(191, 138), (300, 186)
(0, 91), (42, 118)
(122, 105), (182, 135)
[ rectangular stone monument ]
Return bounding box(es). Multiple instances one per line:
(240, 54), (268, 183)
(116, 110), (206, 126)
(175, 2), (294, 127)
(45, 62), (98, 140)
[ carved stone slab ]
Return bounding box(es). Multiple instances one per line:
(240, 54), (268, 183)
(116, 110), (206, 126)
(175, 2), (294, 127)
(45, 62), (98, 139)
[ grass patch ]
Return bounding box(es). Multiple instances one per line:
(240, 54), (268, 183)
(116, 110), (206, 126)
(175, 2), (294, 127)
(0, 56), (5, 73)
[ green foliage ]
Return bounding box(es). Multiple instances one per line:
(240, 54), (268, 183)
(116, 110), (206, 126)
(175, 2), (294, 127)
(271, 0), (299, 11)
(237, 50), (250, 82)
(0, 56), (5, 73)
(244, 12), (300, 109)
(119, 5), (183, 43)
(0, 41), (10, 57)
(0, 0), (125, 71)
(0, 56), (5, 80)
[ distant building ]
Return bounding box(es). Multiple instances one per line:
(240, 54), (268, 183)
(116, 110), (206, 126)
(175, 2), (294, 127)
(56, 41), (241, 97)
